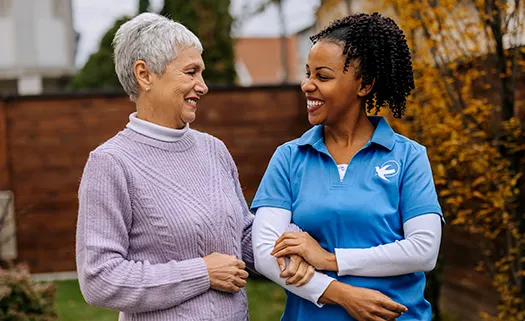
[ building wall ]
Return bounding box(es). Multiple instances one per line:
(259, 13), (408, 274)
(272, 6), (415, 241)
(234, 37), (300, 85)
(0, 0), (76, 94)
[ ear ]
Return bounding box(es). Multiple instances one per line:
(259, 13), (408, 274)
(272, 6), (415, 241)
(133, 60), (153, 92)
(357, 78), (376, 97)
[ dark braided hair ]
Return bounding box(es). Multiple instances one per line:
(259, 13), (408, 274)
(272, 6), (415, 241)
(310, 13), (415, 118)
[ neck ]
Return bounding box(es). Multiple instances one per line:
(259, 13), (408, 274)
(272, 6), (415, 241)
(136, 99), (185, 130)
(323, 107), (374, 148)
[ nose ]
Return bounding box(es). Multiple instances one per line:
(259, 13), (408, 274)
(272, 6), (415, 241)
(301, 77), (315, 93)
(195, 78), (208, 96)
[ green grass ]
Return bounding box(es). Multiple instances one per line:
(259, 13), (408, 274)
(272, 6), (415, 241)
(54, 278), (286, 321)
(54, 280), (118, 321)
(246, 277), (286, 321)
(55, 279), (459, 321)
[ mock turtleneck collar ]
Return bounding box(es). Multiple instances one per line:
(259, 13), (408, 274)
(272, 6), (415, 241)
(126, 112), (189, 142)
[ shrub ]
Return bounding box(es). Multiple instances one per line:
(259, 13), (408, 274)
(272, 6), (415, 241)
(0, 264), (57, 321)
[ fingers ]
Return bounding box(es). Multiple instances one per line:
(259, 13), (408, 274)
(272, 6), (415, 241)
(286, 260), (308, 285)
(295, 264), (315, 287)
(380, 296), (408, 314)
(224, 271), (248, 293)
(235, 259), (246, 270)
(226, 285), (241, 293)
(233, 277), (247, 289)
(237, 269), (249, 279)
(373, 294), (406, 320)
(281, 256), (299, 278)
(276, 256), (287, 273)
(273, 246), (301, 258)
(373, 307), (401, 320)
(271, 239), (301, 255)
(274, 232), (297, 246)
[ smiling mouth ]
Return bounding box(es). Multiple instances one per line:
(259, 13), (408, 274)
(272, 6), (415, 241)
(185, 98), (198, 109)
(307, 99), (324, 113)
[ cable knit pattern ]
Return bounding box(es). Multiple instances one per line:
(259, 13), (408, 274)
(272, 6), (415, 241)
(76, 127), (254, 321)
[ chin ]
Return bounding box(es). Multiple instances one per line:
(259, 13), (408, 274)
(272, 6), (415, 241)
(308, 115), (324, 126)
(181, 112), (196, 124)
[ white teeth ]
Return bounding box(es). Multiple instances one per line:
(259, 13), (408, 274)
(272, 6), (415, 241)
(185, 99), (197, 106)
(307, 100), (324, 108)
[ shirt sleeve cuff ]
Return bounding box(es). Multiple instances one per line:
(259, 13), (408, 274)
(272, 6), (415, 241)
(307, 273), (336, 307)
(335, 248), (370, 277)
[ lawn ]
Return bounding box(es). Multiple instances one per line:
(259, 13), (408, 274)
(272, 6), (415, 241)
(55, 278), (459, 321)
(55, 277), (286, 321)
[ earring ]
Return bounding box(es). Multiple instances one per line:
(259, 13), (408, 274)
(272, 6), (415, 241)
(145, 87), (150, 92)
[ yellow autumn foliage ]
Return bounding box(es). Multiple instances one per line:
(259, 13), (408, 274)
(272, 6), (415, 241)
(370, 0), (525, 320)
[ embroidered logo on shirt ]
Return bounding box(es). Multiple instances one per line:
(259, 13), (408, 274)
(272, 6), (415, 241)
(375, 160), (400, 182)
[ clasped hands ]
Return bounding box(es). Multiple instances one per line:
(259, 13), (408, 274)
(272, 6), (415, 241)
(271, 232), (408, 321)
(204, 233), (406, 320)
(203, 246), (317, 294)
(272, 231), (337, 272)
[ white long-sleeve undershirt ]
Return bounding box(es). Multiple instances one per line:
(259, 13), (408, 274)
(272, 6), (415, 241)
(253, 206), (442, 299)
(252, 207), (335, 307)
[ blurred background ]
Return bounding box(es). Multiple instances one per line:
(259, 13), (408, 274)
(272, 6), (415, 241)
(0, 0), (524, 320)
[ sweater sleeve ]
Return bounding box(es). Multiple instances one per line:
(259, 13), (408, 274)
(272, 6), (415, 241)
(76, 151), (210, 313)
(219, 144), (255, 272)
(235, 175), (256, 272)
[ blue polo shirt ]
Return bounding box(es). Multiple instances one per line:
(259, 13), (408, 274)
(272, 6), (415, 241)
(251, 116), (443, 321)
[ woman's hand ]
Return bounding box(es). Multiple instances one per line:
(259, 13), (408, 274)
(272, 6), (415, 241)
(271, 232), (337, 271)
(203, 253), (249, 293)
(320, 281), (408, 321)
(276, 255), (315, 287)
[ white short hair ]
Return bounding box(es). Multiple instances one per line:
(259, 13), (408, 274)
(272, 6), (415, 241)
(113, 12), (203, 101)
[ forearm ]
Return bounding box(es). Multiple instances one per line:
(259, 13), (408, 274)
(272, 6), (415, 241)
(318, 281), (347, 305)
(253, 207), (335, 307)
(77, 151), (210, 313)
(335, 214), (442, 277)
(77, 246), (210, 313)
(243, 212), (304, 274)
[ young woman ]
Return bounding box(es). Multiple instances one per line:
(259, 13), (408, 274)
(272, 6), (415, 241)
(253, 13), (443, 321)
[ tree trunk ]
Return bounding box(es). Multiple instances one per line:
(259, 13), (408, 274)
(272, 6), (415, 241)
(138, 0), (150, 13)
(344, 0), (352, 14)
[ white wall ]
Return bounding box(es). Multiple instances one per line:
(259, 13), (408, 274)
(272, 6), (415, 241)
(0, 0), (16, 69)
(0, 0), (75, 82)
(35, 0), (73, 68)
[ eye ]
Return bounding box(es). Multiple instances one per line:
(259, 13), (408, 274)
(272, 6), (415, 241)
(305, 71), (311, 77)
(318, 74), (329, 80)
(186, 70), (196, 76)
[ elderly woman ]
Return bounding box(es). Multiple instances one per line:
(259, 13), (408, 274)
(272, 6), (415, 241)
(75, 13), (313, 321)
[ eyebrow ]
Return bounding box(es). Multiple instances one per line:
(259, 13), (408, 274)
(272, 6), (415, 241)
(315, 66), (335, 72)
(184, 62), (205, 70)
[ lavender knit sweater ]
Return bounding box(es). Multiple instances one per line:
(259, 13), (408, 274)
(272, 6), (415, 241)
(76, 126), (255, 321)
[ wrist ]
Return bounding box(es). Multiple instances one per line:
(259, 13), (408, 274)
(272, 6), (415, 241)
(319, 281), (346, 305)
(324, 252), (338, 271)
(319, 251), (338, 271)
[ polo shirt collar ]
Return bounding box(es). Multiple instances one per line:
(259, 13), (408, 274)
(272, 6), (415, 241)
(369, 116), (395, 151)
(297, 116), (395, 151)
